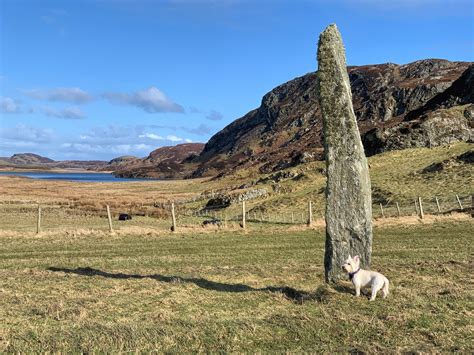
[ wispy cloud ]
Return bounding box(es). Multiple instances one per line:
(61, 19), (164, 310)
(206, 109), (224, 121)
(78, 125), (144, 144)
(181, 123), (213, 135)
(139, 133), (186, 142)
(103, 87), (184, 113)
(166, 134), (184, 142)
(78, 125), (190, 148)
(41, 8), (68, 24)
(139, 133), (165, 140)
(22, 87), (93, 104)
(34, 106), (86, 119)
(40, 8), (69, 36)
(334, 0), (473, 15)
(0, 96), (21, 113)
(0, 124), (53, 143)
(189, 106), (203, 113)
(61, 142), (155, 155)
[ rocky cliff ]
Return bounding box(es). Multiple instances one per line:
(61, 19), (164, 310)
(191, 59), (473, 177)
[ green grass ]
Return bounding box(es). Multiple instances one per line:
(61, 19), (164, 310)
(1, 221), (472, 352)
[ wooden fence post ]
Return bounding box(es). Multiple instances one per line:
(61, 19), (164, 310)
(379, 203), (385, 218)
(414, 199), (419, 215)
(106, 205), (114, 233)
(241, 201), (246, 229)
(456, 194), (463, 210)
(418, 197), (424, 219)
(396, 202), (401, 217)
(171, 202), (177, 232)
(435, 197), (441, 213)
(36, 205), (41, 234)
(291, 212), (294, 223)
(307, 201), (313, 226)
(471, 195), (474, 218)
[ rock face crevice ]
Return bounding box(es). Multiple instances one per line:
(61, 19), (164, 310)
(317, 24), (373, 283)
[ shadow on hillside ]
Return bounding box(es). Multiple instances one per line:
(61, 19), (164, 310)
(48, 266), (314, 303)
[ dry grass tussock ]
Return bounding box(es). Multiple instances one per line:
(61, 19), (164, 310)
(374, 212), (471, 226)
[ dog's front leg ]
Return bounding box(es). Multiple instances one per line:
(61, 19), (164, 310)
(354, 284), (361, 297)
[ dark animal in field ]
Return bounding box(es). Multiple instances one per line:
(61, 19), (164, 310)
(118, 213), (132, 221)
(202, 219), (222, 227)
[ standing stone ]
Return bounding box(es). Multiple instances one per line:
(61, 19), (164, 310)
(317, 24), (373, 283)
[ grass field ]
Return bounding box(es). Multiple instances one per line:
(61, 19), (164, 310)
(1, 221), (472, 352)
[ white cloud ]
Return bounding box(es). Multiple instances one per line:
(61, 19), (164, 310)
(138, 133), (185, 142)
(166, 134), (183, 142)
(139, 133), (165, 140)
(36, 106), (85, 119)
(103, 87), (184, 113)
(0, 96), (21, 113)
(23, 87), (93, 104)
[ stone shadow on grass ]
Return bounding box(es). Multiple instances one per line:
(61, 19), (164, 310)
(48, 266), (314, 303)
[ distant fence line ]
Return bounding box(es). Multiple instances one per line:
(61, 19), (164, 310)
(0, 193), (472, 234)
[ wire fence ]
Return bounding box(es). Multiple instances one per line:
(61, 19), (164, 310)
(0, 193), (471, 234)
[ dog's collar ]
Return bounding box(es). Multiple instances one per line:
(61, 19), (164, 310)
(349, 268), (360, 280)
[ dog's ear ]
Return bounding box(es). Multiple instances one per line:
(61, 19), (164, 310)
(353, 255), (360, 263)
(348, 254), (352, 260)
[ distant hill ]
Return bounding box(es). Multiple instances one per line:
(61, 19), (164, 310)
(111, 143), (205, 179)
(0, 153), (108, 170)
(9, 153), (55, 165)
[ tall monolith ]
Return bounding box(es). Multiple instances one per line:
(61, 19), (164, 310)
(317, 24), (373, 283)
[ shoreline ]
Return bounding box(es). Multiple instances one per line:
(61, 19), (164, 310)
(0, 167), (114, 174)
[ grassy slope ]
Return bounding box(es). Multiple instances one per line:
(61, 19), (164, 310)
(193, 142), (473, 218)
(1, 221), (472, 352)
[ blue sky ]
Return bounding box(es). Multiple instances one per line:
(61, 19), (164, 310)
(1, 0), (473, 161)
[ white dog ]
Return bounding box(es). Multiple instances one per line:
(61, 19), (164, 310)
(342, 255), (389, 301)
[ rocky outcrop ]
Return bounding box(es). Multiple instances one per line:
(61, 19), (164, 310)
(363, 104), (473, 154)
(363, 64), (474, 155)
(190, 59), (472, 177)
(317, 24), (372, 283)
